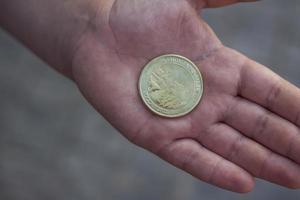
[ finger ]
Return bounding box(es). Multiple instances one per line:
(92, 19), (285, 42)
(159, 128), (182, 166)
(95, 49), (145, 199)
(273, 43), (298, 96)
(188, 0), (260, 9)
(197, 123), (300, 188)
(239, 59), (300, 127)
(204, 0), (260, 8)
(158, 138), (254, 193)
(224, 97), (300, 164)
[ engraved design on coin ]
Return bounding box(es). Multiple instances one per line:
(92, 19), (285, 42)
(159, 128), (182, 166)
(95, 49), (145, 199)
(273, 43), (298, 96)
(149, 66), (187, 109)
(139, 54), (203, 118)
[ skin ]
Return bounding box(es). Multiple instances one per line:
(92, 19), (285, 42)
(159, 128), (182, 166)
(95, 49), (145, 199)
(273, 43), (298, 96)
(1, 0), (300, 193)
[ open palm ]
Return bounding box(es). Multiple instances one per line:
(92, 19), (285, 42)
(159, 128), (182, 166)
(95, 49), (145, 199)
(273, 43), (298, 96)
(72, 0), (300, 192)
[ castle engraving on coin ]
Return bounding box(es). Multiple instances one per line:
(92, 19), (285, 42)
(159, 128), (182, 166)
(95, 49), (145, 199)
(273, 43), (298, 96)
(139, 54), (203, 117)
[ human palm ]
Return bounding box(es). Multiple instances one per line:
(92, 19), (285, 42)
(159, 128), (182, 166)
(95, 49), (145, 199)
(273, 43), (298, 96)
(72, 0), (300, 192)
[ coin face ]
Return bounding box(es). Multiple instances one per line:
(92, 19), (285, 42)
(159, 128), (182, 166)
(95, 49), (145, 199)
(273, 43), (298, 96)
(139, 54), (203, 118)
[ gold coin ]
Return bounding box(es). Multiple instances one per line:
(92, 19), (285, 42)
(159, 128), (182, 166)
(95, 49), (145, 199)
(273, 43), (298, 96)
(139, 54), (203, 118)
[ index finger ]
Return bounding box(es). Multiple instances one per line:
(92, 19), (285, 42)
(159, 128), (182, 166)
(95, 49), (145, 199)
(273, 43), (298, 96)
(238, 58), (300, 127)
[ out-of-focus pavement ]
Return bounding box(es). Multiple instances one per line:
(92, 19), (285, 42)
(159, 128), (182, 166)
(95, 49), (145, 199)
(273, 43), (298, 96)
(0, 0), (300, 199)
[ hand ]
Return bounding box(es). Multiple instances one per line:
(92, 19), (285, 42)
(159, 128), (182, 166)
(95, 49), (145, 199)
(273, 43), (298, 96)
(2, 0), (300, 193)
(71, 0), (300, 192)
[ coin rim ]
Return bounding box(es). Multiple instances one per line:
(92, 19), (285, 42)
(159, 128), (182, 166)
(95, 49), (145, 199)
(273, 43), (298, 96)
(138, 54), (204, 118)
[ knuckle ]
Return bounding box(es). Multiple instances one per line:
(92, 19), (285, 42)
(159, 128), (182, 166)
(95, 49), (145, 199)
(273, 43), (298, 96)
(227, 135), (245, 160)
(257, 151), (272, 178)
(180, 146), (198, 171)
(207, 158), (222, 183)
(265, 80), (282, 109)
(295, 111), (300, 127)
(252, 112), (270, 139)
(285, 131), (300, 163)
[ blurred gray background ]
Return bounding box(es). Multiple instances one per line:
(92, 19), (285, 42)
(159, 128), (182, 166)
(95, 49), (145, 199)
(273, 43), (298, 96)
(0, 0), (300, 199)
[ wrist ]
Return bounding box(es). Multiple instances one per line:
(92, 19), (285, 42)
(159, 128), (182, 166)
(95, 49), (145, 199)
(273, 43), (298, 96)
(0, 0), (111, 79)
